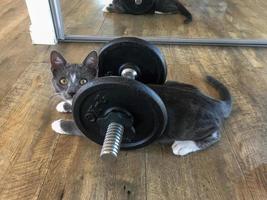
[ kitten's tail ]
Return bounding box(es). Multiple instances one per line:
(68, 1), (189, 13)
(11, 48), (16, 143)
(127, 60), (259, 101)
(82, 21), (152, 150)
(175, 1), (192, 24)
(206, 76), (232, 118)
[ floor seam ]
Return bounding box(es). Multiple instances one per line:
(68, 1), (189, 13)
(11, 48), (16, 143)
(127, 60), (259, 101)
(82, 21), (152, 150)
(36, 135), (60, 200)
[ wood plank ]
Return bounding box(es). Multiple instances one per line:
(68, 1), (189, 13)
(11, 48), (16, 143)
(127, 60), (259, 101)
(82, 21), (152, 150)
(194, 46), (267, 200)
(0, 63), (59, 200)
(0, 33), (49, 100)
(0, 1), (49, 101)
(37, 137), (146, 200)
(217, 48), (267, 200)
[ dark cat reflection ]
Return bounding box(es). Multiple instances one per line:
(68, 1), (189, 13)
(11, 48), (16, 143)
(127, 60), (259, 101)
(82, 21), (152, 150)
(105, 0), (192, 24)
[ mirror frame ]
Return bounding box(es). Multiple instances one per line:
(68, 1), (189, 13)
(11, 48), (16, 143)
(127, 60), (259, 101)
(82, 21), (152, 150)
(49, 0), (267, 47)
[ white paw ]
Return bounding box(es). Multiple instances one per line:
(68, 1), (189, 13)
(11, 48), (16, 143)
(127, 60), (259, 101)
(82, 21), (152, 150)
(172, 141), (200, 156)
(102, 6), (108, 13)
(155, 11), (165, 15)
(56, 102), (68, 113)
(51, 120), (67, 134)
(211, 131), (219, 138)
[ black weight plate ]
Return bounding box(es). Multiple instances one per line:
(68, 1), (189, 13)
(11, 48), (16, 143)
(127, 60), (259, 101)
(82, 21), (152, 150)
(73, 76), (168, 150)
(98, 37), (167, 84)
(121, 0), (155, 14)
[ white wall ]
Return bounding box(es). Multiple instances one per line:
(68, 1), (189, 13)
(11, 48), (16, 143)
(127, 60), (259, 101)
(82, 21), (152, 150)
(25, 0), (58, 45)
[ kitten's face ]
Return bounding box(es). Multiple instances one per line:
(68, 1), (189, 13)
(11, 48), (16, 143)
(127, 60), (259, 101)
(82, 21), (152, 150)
(50, 51), (98, 101)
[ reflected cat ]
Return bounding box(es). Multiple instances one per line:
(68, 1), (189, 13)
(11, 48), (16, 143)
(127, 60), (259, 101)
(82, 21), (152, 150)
(105, 0), (192, 24)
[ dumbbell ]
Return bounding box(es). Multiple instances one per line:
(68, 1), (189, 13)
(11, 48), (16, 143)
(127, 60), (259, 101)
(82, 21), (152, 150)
(117, 0), (155, 15)
(98, 37), (167, 84)
(135, 0), (143, 5)
(73, 76), (168, 160)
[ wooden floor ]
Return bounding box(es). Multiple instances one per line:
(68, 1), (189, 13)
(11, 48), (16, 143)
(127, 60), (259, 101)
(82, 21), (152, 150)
(61, 0), (267, 39)
(0, 0), (267, 199)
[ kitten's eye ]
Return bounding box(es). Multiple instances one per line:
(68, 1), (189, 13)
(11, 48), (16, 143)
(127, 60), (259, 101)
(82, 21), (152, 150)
(79, 78), (87, 85)
(59, 78), (68, 85)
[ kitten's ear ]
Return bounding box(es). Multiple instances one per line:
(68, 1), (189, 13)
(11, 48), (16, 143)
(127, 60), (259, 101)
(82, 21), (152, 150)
(50, 51), (67, 72)
(82, 51), (98, 76)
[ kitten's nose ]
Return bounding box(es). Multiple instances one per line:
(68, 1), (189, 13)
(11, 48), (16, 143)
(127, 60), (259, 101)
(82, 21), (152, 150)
(68, 92), (75, 97)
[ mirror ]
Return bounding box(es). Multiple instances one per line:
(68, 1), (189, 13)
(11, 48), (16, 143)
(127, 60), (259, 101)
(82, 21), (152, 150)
(59, 0), (267, 40)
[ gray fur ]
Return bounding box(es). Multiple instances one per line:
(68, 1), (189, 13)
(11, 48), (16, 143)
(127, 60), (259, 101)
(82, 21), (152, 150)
(195, 131), (221, 150)
(154, 76), (232, 154)
(62, 102), (72, 112)
(50, 50), (98, 101)
(57, 120), (84, 136)
(50, 51), (98, 136)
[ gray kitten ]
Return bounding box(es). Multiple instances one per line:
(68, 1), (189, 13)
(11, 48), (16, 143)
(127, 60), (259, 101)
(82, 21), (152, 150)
(50, 51), (232, 156)
(151, 77), (232, 155)
(106, 0), (192, 23)
(50, 51), (98, 134)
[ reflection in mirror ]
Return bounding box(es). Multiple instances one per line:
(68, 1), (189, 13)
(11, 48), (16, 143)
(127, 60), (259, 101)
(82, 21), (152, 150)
(61, 0), (267, 39)
(103, 0), (192, 24)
